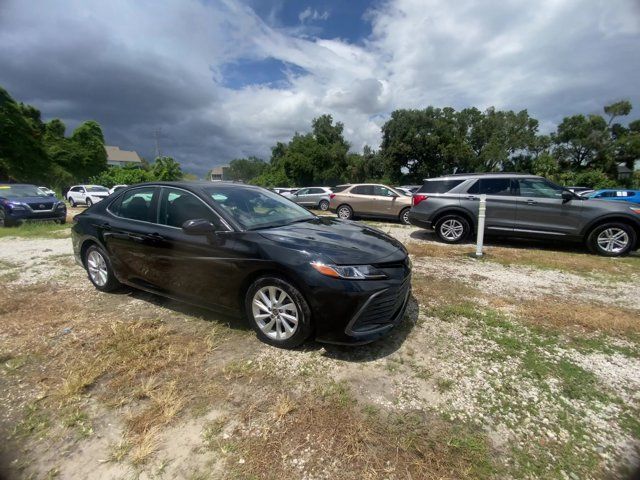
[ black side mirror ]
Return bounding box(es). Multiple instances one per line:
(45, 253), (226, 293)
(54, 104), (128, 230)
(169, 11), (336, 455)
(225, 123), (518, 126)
(561, 191), (574, 203)
(182, 218), (217, 235)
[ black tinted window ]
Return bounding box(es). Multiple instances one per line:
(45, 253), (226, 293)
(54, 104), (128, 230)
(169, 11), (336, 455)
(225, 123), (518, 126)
(332, 185), (349, 193)
(467, 178), (515, 196)
(112, 187), (156, 222)
(418, 179), (464, 194)
(517, 179), (563, 199)
(160, 188), (221, 228)
(351, 185), (373, 195)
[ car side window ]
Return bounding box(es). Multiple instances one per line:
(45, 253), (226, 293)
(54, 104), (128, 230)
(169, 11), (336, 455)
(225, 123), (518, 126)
(110, 187), (157, 222)
(373, 186), (395, 197)
(159, 188), (221, 229)
(296, 188), (308, 195)
(517, 179), (563, 199)
(351, 185), (372, 195)
(467, 178), (515, 196)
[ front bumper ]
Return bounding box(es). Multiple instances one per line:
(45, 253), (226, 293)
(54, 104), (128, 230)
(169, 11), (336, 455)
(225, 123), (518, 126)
(5, 207), (66, 223)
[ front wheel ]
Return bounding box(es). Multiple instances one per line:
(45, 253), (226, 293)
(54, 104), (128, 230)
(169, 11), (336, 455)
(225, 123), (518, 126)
(86, 198), (93, 207)
(245, 276), (312, 348)
(336, 204), (353, 220)
(0, 208), (14, 228)
(68, 197), (76, 207)
(587, 223), (636, 257)
(318, 199), (330, 211)
(399, 208), (411, 225)
(435, 215), (470, 243)
(84, 245), (121, 292)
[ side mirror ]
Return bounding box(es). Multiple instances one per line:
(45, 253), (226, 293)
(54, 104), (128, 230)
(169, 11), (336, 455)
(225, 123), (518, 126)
(561, 191), (574, 203)
(182, 218), (217, 235)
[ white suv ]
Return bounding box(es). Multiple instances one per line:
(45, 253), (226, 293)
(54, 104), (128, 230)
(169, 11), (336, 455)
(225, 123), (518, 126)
(67, 185), (110, 207)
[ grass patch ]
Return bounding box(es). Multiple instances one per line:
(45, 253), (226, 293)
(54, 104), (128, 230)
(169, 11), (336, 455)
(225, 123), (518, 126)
(227, 382), (496, 480)
(0, 222), (71, 239)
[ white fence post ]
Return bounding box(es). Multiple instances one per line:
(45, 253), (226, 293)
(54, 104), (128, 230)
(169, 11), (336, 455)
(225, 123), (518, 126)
(475, 194), (487, 257)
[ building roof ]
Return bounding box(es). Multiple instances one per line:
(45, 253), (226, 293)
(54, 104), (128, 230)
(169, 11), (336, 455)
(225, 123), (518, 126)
(105, 145), (142, 163)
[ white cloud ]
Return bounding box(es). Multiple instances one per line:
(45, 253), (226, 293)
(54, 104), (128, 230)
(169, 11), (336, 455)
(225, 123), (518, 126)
(1, 0), (639, 173)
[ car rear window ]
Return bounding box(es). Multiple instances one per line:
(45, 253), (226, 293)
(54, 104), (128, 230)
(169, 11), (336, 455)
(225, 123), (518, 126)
(417, 179), (464, 194)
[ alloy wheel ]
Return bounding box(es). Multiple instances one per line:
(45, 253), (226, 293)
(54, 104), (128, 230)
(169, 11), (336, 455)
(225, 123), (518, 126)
(440, 219), (464, 241)
(401, 210), (410, 224)
(87, 250), (109, 286)
(337, 206), (351, 219)
(0, 209), (5, 227)
(319, 200), (329, 211)
(596, 228), (629, 254)
(251, 286), (299, 340)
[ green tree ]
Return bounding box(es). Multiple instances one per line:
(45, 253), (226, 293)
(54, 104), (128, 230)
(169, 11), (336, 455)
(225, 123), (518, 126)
(152, 156), (183, 181)
(604, 100), (632, 126)
(70, 120), (108, 179)
(90, 164), (154, 187)
(227, 156), (267, 182)
(0, 86), (49, 182)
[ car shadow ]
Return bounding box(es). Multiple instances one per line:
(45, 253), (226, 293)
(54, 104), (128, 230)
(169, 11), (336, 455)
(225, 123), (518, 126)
(316, 294), (420, 362)
(409, 228), (640, 258)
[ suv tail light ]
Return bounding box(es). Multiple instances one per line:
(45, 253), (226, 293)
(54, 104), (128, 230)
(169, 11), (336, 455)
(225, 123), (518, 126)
(329, 193), (336, 199)
(412, 194), (427, 206)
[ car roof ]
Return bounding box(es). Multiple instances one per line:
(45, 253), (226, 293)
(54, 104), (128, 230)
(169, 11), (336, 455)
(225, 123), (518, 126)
(424, 173), (542, 181)
(127, 181), (266, 191)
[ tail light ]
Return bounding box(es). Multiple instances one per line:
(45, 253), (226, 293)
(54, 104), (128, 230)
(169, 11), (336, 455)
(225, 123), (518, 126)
(329, 193), (336, 200)
(412, 194), (427, 206)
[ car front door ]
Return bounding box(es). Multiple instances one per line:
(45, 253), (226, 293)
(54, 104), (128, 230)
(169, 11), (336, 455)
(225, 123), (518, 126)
(371, 185), (399, 216)
(461, 178), (519, 233)
(514, 178), (582, 235)
(142, 187), (244, 311)
(294, 188), (310, 206)
(305, 188), (324, 207)
(101, 186), (161, 288)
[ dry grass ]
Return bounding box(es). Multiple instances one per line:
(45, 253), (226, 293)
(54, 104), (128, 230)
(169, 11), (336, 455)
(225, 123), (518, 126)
(410, 271), (479, 307)
(406, 242), (471, 259)
(518, 296), (640, 336)
(225, 383), (495, 480)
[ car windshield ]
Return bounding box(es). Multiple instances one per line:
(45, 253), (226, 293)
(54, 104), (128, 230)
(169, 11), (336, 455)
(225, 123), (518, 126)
(0, 184), (48, 198)
(87, 186), (109, 193)
(204, 186), (315, 230)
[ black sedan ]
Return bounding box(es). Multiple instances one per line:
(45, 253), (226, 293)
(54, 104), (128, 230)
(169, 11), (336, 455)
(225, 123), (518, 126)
(71, 182), (411, 348)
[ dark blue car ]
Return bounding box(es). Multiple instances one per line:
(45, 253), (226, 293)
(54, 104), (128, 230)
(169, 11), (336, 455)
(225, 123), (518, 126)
(0, 184), (67, 227)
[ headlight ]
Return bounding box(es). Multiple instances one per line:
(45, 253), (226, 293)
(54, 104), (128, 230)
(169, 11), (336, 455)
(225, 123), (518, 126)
(311, 262), (387, 280)
(629, 207), (640, 214)
(8, 201), (26, 211)
(56, 201), (66, 209)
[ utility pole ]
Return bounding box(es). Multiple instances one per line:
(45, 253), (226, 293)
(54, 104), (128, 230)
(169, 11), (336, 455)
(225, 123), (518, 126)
(153, 128), (163, 159)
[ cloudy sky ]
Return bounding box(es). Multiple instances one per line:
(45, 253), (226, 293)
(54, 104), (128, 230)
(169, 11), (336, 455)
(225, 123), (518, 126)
(1, 0), (639, 175)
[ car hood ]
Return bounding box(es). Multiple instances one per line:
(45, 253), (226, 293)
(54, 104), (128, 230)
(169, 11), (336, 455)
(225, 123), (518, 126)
(258, 217), (406, 264)
(4, 195), (61, 204)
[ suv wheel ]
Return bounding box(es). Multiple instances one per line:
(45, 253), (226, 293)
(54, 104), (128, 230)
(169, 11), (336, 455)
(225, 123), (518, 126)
(399, 208), (411, 225)
(69, 197), (76, 207)
(319, 199), (330, 211)
(245, 276), (312, 348)
(86, 198), (93, 207)
(84, 245), (121, 291)
(337, 204), (353, 220)
(0, 208), (13, 228)
(435, 215), (470, 243)
(587, 223), (636, 257)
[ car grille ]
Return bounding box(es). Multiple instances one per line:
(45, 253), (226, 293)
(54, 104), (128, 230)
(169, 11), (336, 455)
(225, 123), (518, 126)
(27, 202), (54, 211)
(349, 276), (411, 334)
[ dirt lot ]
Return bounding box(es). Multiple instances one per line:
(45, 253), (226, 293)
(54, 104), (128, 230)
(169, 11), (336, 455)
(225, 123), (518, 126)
(0, 217), (639, 479)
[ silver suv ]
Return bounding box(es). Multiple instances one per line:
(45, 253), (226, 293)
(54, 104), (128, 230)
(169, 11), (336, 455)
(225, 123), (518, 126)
(408, 173), (640, 256)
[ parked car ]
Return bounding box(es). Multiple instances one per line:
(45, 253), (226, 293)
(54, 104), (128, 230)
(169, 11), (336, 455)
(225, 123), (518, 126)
(586, 189), (640, 204)
(109, 184), (128, 195)
(71, 182), (411, 348)
(566, 186), (592, 195)
(400, 185), (421, 193)
(290, 187), (332, 210)
(0, 184), (67, 227)
(329, 184), (413, 224)
(395, 187), (413, 196)
(577, 190), (595, 197)
(274, 188), (298, 197)
(408, 173), (640, 256)
(37, 186), (56, 197)
(67, 185), (110, 207)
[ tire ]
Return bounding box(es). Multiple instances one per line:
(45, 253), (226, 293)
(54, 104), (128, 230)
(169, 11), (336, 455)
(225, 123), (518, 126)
(435, 214), (470, 244)
(399, 208), (411, 225)
(0, 208), (14, 228)
(56, 218), (67, 225)
(244, 276), (312, 348)
(319, 199), (330, 211)
(84, 245), (121, 292)
(336, 204), (353, 220)
(69, 197), (76, 207)
(86, 198), (93, 207)
(587, 222), (636, 257)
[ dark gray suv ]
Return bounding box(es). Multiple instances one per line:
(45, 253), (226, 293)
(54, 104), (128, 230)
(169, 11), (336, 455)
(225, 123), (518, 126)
(408, 173), (640, 256)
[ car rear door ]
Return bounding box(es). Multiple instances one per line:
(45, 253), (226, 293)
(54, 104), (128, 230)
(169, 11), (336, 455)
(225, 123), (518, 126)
(462, 178), (518, 233)
(349, 185), (375, 215)
(305, 188), (324, 207)
(514, 178), (582, 235)
(294, 188), (311, 206)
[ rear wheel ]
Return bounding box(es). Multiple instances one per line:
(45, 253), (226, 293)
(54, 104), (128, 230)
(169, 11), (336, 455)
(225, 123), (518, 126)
(435, 214), (470, 243)
(337, 204), (353, 220)
(86, 198), (93, 207)
(245, 276), (312, 348)
(587, 223), (636, 257)
(84, 245), (121, 292)
(399, 208), (411, 225)
(319, 199), (330, 211)
(68, 197), (76, 207)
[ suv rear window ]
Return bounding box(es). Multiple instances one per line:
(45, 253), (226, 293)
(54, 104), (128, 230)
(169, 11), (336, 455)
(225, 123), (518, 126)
(417, 179), (464, 194)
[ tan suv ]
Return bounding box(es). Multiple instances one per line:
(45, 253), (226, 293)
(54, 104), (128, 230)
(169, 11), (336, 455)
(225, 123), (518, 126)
(329, 184), (412, 224)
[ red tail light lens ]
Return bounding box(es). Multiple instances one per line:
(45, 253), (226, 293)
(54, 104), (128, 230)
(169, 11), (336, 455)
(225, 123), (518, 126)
(412, 194), (427, 206)
(329, 193), (336, 199)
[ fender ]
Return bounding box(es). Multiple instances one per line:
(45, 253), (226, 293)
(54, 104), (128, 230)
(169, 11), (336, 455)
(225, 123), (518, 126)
(430, 205), (478, 230)
(579, 213), (640, 237)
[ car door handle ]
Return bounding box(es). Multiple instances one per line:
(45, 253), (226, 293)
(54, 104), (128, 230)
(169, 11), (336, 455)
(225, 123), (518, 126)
(467, 196), (479, 200)
(127, 233), (146, 243)
(526, 200), (537, 205)
(146, 232), (165, 241)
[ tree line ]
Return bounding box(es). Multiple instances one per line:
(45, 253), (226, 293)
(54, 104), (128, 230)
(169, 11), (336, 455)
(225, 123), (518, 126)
(227, 102), (640, 189)
(0, 85), (184, 190)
